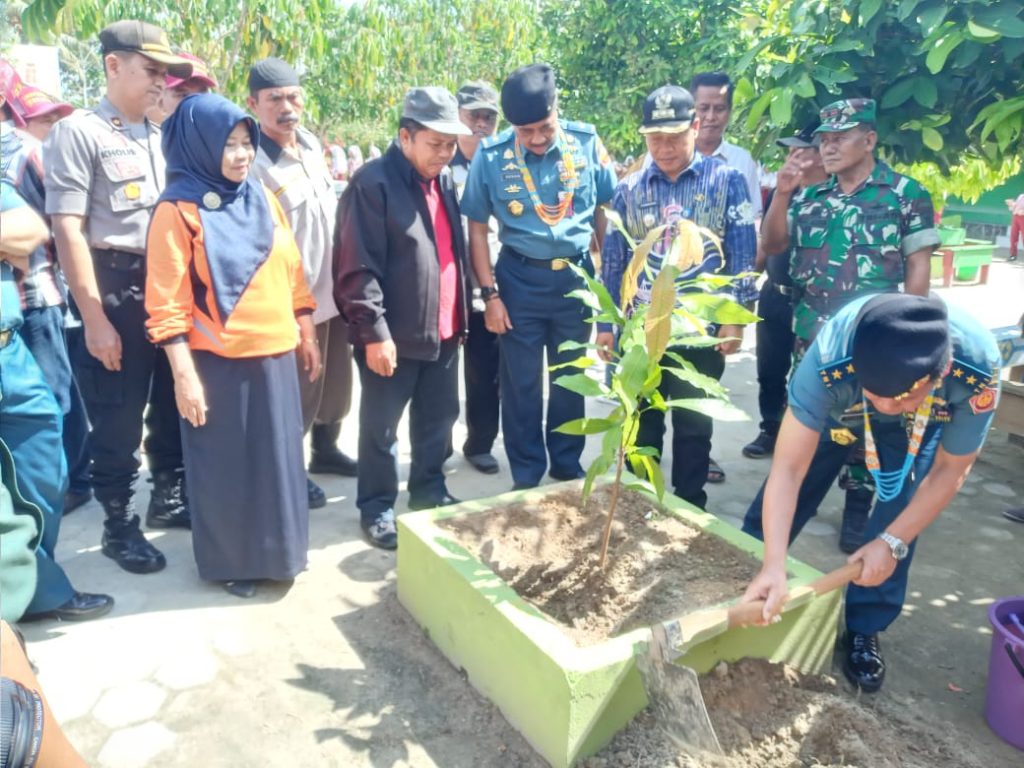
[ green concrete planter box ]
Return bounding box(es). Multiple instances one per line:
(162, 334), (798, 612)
(396, 478), (843, 768)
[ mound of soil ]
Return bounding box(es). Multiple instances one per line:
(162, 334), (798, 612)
(438, 486), (762, 646)
(583, 659), (988, 768)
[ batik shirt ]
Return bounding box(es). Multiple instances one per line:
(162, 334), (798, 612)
(598, 153), (757, 333)
(788, 160), (938, 341)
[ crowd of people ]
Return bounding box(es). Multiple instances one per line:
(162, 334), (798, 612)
(0, 17), (1009, 712)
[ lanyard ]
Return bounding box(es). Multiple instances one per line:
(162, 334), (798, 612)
(513, 128), (578, 226)
(861, 390), (934, 501)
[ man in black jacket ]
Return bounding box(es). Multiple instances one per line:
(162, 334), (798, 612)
(334, 87), (471, 549)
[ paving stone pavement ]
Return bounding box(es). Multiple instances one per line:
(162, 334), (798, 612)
(16, 259), (1024, 767)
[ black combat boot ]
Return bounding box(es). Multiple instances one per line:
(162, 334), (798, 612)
(308, 422), (357, 477)
(146, 469), (191, 529)
(101, 501), (167, 574)
(839, 486), (873, 554)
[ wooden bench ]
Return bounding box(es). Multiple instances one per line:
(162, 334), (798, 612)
(930, 239), (995, 287)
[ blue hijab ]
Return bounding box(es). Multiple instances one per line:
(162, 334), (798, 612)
(159, 93), (274, 323)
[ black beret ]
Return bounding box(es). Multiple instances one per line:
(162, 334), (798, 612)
(248, 57), (299, 92)
(852, 294), (950, 398)
(501, 63), (556, 126)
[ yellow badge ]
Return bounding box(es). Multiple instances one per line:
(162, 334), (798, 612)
(503, 149), (514, 160)
(508, 200), (524, 216)
(505, 184), (523, 194)
(830, 428), (858, 446)
(124, 182), (141, 200)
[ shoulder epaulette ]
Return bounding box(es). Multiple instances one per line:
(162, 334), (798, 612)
(818, 357), (856, 389)
(562, 119), (596, 135)
(949, 357), (996, 395)
(481, 128), (514, 150)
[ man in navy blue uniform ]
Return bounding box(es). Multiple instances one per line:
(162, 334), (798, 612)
(740, 293), (1000, 693)
(460, 64), (617, 489)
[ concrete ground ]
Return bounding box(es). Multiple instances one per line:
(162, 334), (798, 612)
(19, 257), (1024, 767)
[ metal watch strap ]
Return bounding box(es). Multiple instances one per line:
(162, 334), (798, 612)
(879, 532), (908, 561)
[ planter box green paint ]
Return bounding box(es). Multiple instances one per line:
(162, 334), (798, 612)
(397, 479), (843, 768)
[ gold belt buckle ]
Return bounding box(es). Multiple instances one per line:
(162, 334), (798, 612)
(0, 330), (11, 348)
(551, 258), (569, 271)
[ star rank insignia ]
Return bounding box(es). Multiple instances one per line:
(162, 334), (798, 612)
(818, 357), (853, 389)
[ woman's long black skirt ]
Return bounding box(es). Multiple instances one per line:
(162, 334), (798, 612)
(181, 350), (308, 582)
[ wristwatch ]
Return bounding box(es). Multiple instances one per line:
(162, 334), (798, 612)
(480, 285), (500, 302)
(879, 532), (909, 561)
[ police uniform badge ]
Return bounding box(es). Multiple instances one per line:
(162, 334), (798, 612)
(969, 386), (998, 415)
(508, 200), (524, 216)
(111, 116), (123, 128)
(503, 149), (514, 160)
(830, 428), (857, 446)
(203, 191), (222, 209)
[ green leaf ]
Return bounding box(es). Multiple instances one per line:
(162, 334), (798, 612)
(663, 398), (751, 421)
(661, 366), (728, 398)
(769, 88), (793, 126)
(645, 265), (677, 363)
(553, 373), (608, 398)
(880, 79), (917, 109)
(966, 20), (1001, 41)
(793, 72), (816, 99)
(926, 30), (964, 74)
(677, 294), (760, 325)
(671, 336), (729, 349)
(602, 424), (623, 457)
(745, 91), (773, 133)
(973, 7), (1024, 38)
(621, 478), (658, 496)
(581, 453), (613, 504)
(557, 339), (599, 353)
(616, 345), (649, 400)
(921, 126), (943, 151)
(918, 5), (948, 37)
(911, 79), (938, 108)
(859, 0), (882, 25)
(554, 416), (617, 436)
(548, 356), (594, 372)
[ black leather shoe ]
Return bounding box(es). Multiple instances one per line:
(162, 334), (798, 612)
(22, 591), (114, 622)
(308, 450), (358, 477)
(362, 518), (398, 550)
(223, 580), (257, 598)
(1003, 507), (1024, 523)
(308, 477), (327, 509)
(742, 430), (777, 458)
(842, 631), (885, 693)
(102, 513), (167, 574)
(63, 488), (92, 515)
(146, 469), (191, 529)
(465, 452), (500, 475)
(548, 468), (585, 481)
(408, 493), (461, 511)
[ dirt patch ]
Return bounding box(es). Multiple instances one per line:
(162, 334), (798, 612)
(438, 486), (762, 646)
(582, 658), (988, 768)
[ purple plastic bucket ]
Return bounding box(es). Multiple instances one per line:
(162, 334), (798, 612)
(986, 596), (1024, 750)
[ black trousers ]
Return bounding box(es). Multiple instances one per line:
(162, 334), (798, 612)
(70, 252), (183, 507)
(462, 311), (500, 456)
(637, 344), (726, 510)
(755, 279), (795, 434)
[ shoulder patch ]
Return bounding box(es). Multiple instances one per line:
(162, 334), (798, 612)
(818, 357), (856, 389)
(968, 386), (999, 415)
(562, 119), (596, 136)
(481, 128), (514, 150)
(949, 358), (994, 395)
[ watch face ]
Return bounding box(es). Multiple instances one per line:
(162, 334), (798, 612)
(895, 541), (909, 560)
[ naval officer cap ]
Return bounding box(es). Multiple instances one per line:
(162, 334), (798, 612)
(248, 57), (300, 92)
(852, 294), (950, 398)
(501, 63), (557, 126)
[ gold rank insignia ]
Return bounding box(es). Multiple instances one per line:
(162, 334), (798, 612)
(124, 182), (141, 200)
(503, 149), (514, 159)
(505, 183), (523, 194)
(502, 162), (518, 171)
(830, 428), (858, 446)
(508, 200), (524, 216)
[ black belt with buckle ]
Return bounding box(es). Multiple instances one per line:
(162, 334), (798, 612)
(92, 248), (144, 270)
(0, 329), (13, 349)
(502, 247), (588, 271)
(773, 283), (800, 298)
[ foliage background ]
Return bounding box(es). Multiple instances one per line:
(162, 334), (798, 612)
(9, 0), (1024, 195)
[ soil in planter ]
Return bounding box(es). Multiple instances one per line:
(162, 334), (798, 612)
(437, 486), (763, 646)
(581, 659), (988, 768)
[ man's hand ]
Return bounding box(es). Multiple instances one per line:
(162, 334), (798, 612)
(776, 154), (812, 197)
(740, 563), (789, 625)
(85, 314), (123, 371)
(365, 339), (398, 377)
(596, 330), (615, 362)
(0, 250), (30, 272)
(484, 297), (513, 335)
(298, 337), (322, 382)
(174, 369), (208, 428)
(848, 537), (898, 587)
(717, 323), (743, 355)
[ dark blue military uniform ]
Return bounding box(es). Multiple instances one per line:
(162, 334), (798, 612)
(461, 120), (616, 486)
(743, 294), (1000, 635)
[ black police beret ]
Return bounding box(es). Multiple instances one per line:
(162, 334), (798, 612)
(248, 57), (299, 92)
(501, 63), (556, 126)
(852, 294), (950, 398)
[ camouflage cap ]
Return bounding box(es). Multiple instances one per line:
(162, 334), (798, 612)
(813, 98), (876, 133)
